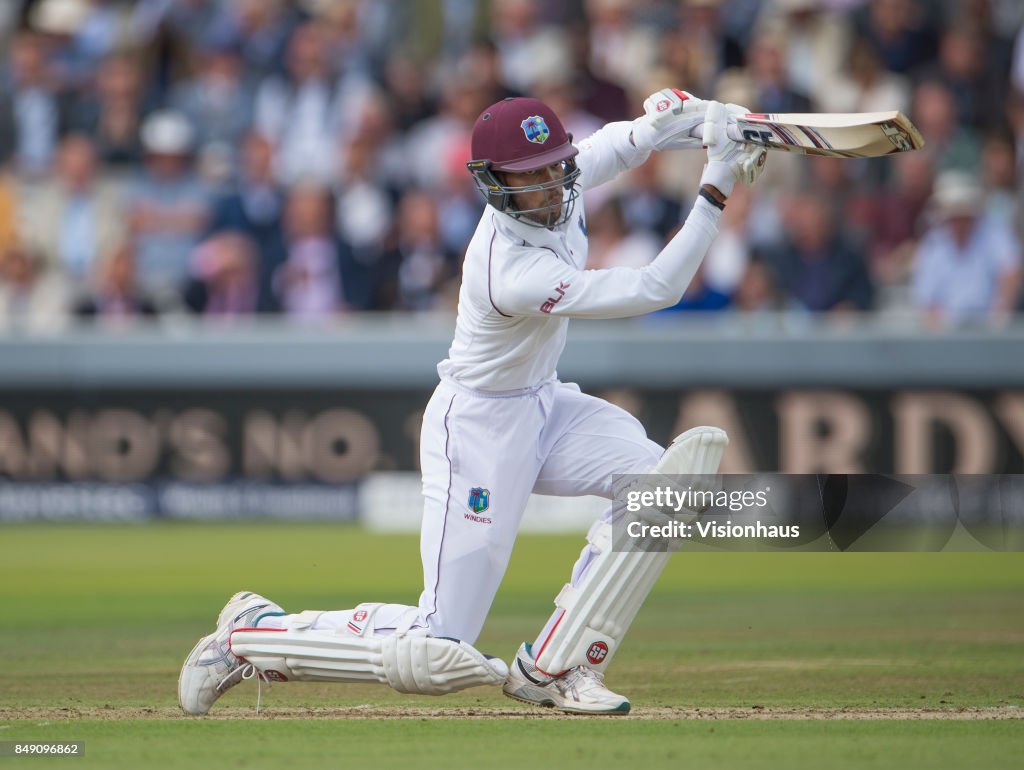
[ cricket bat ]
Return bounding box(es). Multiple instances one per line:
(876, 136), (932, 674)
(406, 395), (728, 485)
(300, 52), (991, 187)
(694, 111), (925, 158)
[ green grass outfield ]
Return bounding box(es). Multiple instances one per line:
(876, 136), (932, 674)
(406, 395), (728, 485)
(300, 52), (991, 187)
(1, 523), (1022, 769)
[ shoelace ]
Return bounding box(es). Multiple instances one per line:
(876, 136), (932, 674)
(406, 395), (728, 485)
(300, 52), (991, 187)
(216, 661), (271, 715)
(560, 666), (606, 691)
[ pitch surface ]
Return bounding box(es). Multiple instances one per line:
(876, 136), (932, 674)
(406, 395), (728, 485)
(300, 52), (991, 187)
(2, 525), (1022, 768)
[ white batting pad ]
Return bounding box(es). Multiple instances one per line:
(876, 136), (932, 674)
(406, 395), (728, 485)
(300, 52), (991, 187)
(380, 635), (508, 694)
(534, 426), (728, 675)
(230, 603), (508, 695)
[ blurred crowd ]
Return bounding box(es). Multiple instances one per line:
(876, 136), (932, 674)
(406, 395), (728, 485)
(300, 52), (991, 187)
(0, 0), (1021, 332)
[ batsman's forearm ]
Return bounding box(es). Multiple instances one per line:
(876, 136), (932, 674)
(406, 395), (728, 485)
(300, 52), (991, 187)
(641, 196), (722, 306)
(564, 196), (723, 318)
(494, 198), (720, 320)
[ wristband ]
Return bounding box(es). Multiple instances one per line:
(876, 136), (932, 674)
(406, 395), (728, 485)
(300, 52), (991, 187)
(698, 187), (726, 211)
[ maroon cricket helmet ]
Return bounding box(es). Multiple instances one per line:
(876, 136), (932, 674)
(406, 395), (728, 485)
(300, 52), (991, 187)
(466, 97), (582, 227)
(469, 97), (578, 172)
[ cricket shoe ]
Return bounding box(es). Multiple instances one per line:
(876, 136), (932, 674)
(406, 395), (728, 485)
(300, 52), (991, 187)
(178, 591), (283, 716)
(503, 642), (630, 714)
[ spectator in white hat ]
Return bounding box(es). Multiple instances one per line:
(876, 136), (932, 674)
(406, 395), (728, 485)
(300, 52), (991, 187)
(125, 110), (210, 305)
(912, 170), (1022, 328)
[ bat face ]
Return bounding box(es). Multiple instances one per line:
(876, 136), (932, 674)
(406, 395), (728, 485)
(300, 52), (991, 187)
(731, 111), (925, 158)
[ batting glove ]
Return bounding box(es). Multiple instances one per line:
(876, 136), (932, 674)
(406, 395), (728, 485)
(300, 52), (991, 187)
(700, 101), (768, 197)
(631, 88), (708, 153)
(723, 102), (768, 186)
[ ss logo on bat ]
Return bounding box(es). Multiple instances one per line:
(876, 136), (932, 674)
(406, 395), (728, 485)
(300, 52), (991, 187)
(881, 122), (912, 151)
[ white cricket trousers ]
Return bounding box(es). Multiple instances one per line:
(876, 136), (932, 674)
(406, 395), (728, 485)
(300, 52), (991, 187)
(415, 377), (663, 643)
(260, 378), (662, 644)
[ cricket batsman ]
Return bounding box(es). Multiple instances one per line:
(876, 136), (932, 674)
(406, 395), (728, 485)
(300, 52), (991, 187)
(179, 89), (766, 715)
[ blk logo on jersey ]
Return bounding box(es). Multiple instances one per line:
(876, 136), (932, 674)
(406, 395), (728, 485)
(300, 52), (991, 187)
(468, 487), (490, 513)
(521, 115), (550, 144)
(586, 641), (609, 664)
(540, 281), (570, 313)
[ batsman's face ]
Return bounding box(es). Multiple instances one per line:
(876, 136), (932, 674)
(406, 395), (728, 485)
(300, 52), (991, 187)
(501, 162), (565, 228)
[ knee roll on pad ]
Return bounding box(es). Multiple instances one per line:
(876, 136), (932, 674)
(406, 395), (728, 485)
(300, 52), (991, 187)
(534, 426), (728, 675)
(380, 635), (507, 694)
(627, 425), (729, 527)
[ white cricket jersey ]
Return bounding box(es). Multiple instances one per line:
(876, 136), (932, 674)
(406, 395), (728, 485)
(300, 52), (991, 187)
(438, 121), (723, 391)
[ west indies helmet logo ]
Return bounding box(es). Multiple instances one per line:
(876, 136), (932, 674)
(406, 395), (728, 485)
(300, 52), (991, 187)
(521, 115), (550, 144)
(468, 487), (490, 513)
